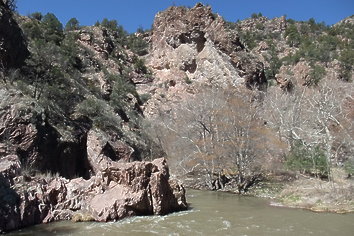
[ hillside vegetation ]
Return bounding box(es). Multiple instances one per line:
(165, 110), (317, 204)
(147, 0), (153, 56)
(1, 4), (164, 179)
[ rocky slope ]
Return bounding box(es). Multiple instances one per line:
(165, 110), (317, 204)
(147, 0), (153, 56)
(0, 85), (187, 232)
(234, 14), (354, 87)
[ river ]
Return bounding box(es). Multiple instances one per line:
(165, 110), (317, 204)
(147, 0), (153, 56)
(8, 189), (354, 236)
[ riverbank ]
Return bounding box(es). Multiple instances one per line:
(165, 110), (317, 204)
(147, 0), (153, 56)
(245, 168), (354, 214)
(179, 168), (354, 214)
(272, 168), (354, 214)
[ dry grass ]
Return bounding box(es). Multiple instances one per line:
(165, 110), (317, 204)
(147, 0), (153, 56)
(276, 168), (354, 213)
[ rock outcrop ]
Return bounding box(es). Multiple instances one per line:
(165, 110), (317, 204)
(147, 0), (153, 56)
(0, 154), (187, 233)
(138, 3), (266, 117)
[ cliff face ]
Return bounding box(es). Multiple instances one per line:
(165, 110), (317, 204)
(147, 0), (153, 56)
(139, 3), (266, 117)
(0, 26), (160, 179)
(0, 88), (92, 179)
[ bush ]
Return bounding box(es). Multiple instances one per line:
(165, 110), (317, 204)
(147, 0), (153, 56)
(184, 77), (193, 84)
(256, 22), (265, 30)
(77, 97), (105, 117)
(281, 52), (301, 65)
(136, 26), (146, 34)
(251, 13), (258, 19)
(286, 141), (329, 178)
(94, 21), (100, 27)
(283, 35), (337, 65)
(108, 73), (139, 105)
(40, 78), (83, 114)
(21, 20), (43, 41)
(77, 97), (122, 131)
(29, 12), (43, 21)
(285, 24), (301, 47)
(60, 32), (81, 71)
(306, 64), (326, 86)
(251, 12), (262, 19)
(133, 57), (148, 74)
(265, 41), (281, 80)
(225, 21), (237, 31)
(339, 49), (354, 81)
(111, 76), (138, 100)
(101, 18), (117, 30)
(344, 159), (354, 177)
(139, 93), (151, 104)
(239, 31), (258, 49)
(127, 35), (148, 56)
(307, 18), (328, 34)
(101, 18), (127, 38)
(107, 73), (143, 124)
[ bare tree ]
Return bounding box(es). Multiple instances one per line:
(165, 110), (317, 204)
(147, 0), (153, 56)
(150, 86), (282, 192)
(262, 80), (354, 179)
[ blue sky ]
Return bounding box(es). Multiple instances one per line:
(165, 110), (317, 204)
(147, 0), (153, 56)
(17, 0), (354, 33)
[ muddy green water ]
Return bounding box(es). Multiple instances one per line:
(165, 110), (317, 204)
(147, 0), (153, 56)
(8, 190), (354, 236)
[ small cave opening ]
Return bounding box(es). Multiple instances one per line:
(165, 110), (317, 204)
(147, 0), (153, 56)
(184, 59), (197, 74)
(101, 143), (120, 162)
(179, 31), (207, 53)
(195, 34), (206, 53)
(56, 141), (91, 179)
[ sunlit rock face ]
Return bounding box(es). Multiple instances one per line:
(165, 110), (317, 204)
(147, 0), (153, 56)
(138, 3), (266, 117)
